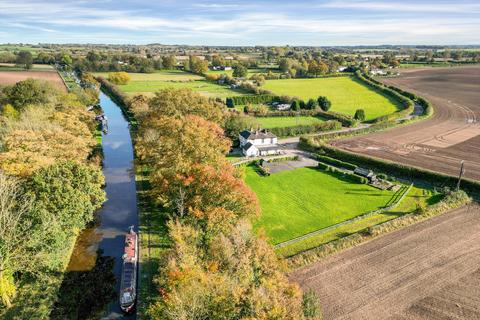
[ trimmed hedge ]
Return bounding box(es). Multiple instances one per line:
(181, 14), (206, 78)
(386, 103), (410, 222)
(316, 154), (357, 170)
(269, 120), (341, 137)
(317, 163), (368, 184)
(229, 94), (280, 105)
(301, 138), (480, 196)
(354, 71), (414, 122)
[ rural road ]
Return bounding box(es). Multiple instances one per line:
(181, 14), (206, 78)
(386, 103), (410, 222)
(291, 204), (480, 320)
(333, 66), (480, 181)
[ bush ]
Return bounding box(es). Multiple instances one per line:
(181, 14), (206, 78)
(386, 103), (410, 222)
(268, 120), (341, 137)
(318, 96), (331, 111)
(306, 98), (318, 110)
(354, 109), (366, 121)
(226, 97), (235, 108)
(291, 100), (300, 111)
(302, 290), (322, 319)
(107, 71), (131, 85)
(316, 154), (357, 170)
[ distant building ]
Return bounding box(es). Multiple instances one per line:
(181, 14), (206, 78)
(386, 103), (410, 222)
(337, 66), (348, 72)
(239, 129), (280, 157)
(354, 167), (377, 182)
(223, 66), (232, 71)
(370, 69), (387, 76)
(276, 103), (291, 111)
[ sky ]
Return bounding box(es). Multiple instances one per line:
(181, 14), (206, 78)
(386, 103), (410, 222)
(1, 0), (479, 46)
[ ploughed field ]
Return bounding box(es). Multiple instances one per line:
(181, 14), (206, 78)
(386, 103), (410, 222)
(0, 70), (67, 91)
(291, 204), (480, 320)
(333, 66), (480, 181)
(262, 76), (402, 120)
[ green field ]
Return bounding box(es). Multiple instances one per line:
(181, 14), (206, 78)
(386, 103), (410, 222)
(93, 69), (203, 81)
(205, 68), (281, 77)
(262, 76), (401, 120)
(254, 116), (325, 128)
(94, 70), (249, 98)
(245, 166), (400, 244)
(0, 63), (54, 71)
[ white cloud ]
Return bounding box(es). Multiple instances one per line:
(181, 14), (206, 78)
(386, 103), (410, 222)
(321, 0), (480, 13)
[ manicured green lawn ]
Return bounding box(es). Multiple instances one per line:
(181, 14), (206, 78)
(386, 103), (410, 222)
(93, 69), (203, 81)
(262, 76), (402, 120)
(255, 116), (325, 129)
(244, 166), (398, 244)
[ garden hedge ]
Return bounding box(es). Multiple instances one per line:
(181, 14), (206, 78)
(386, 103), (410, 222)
(269, 120), (341, 137)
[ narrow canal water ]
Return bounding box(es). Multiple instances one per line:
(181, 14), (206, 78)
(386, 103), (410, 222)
(66, 92), (138, 319)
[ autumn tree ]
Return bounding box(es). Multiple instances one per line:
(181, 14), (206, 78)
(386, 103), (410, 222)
(162, 55), (177, 69)
(146, 88), (225, 124)
(0, 173), (33, 308)
(108, 71), (131, 85)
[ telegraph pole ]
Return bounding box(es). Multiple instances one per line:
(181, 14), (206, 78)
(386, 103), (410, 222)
(456, 160), (465, 191)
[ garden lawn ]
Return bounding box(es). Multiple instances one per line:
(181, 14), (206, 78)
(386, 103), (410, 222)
(262, 76), (402, 121)
(255, 116), (325, 129)
(244, 166), (397, 244)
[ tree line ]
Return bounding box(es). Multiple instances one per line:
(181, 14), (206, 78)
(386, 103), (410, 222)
(0, 79), (105, 316)
(124, 88), (321, 319)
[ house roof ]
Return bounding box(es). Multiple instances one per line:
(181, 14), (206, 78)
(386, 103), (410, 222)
(257, 145), (280, 151)
(240, 129), (277, 140)
(242, 142), (257, 151)
(354, 167), (374, 177)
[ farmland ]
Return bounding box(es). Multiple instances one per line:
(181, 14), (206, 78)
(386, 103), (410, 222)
(291, 205), (480, 319)
(94, 70), (250, 98)
(0, 70), (67, 91)
(334, 66), (480, 181)
(244, 165), (399, 244)
(262, 76), (402, 120)
(254, 116), (325, 129)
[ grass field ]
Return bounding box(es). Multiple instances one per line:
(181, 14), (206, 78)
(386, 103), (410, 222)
(275, 186), (440, 257)
(118, 80), (249, 98)
(244, 166), (400, 244)
(262, 76), (401, 120)
(94, 70), (249, 98)
(254, 116), (325, 128)
(93, 69), (203, 81)
(205, 68), (281, 77)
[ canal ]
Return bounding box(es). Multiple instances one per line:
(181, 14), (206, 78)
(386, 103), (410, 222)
(66, 92), (138, 319)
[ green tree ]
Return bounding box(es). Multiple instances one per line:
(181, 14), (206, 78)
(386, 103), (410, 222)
(226, 98), (235, 108)
(3, 78), (56, 110)
(291, 100), (300, 111)
(233, 64), (248, 78)
(15, 51), (33, 70)
(317, 96), (331, 111)
(354, 109), (366, 121)
(306, 98), (318, 110)
(162, 55), (177, 69)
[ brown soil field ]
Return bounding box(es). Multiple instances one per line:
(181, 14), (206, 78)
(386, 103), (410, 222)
(0, 71), (67, 91)
(291, 204), (480, 320)
(333, 66), (480, 181)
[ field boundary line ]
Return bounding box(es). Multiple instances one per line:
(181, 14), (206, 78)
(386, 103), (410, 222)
(274, 183), (413, 249)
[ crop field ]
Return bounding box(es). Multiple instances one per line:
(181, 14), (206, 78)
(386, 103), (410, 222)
(254, 116), (325, 128)
(0, 70), (67, 91)
(335, 66), (480, 181)
(291, 204), (480, 319)
(244, 166), (399, 244)
(262, 76), (401, 120)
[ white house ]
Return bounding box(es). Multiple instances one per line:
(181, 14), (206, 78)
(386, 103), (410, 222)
(239, 129), (280, 157)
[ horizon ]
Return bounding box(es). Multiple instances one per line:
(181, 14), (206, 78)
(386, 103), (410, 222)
(1, 0), (480, 46)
